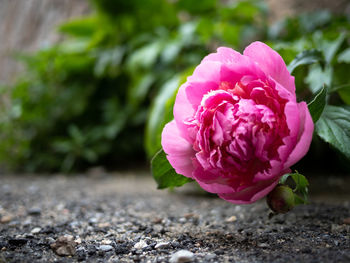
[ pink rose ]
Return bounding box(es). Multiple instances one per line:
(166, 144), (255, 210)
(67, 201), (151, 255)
(161, 42), (314, 204)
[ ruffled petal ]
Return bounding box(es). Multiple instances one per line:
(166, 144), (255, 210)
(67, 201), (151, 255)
(187, 60), (222, 84)
(219, 57), (267, 84)
(244, 41), (295, 94)
(185, 81), (218, 109)
(197, 180), (235, 194)
(203, 47), (242, 64)
(161, 120), (195, 178)
(218, 177), (280, 204)
(284, 102), (314, 168)
(278, 100), (300, 161)
(173, 82), (196, 142)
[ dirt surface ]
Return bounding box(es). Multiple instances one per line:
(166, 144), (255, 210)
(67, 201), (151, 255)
(0, 172), (350, 262)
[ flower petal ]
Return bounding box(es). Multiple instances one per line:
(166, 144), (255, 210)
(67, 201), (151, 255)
(185, 81), (218, 109)
(203, 47), (242, 64)
(218, 177), (280, 204)
(161, 120), (195, 178)
(173, 82), (196, 142)
(244, 41), (295, 94)
(187, 60), (222, 84)
(284, 102), (314, 168)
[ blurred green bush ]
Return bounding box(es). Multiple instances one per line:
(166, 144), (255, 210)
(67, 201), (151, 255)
(0, 0), (349, 172)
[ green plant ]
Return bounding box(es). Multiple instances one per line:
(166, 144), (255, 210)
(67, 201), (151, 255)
(0, 0), (349, 173)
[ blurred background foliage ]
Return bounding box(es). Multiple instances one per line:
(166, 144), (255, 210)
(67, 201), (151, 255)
(0, 0), (349, 173)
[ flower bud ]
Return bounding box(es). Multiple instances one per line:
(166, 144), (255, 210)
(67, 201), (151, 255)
(267, 185), (295, 213)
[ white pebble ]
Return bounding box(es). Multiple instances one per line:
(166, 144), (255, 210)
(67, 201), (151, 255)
(225, 215), (237, 222)
(170, 250), (194, 263)
(75, 237), (82, 244)
(101, 239), (112, 245)
(179, 218), (187, 223)
(31, 227), (41, 234)
(133, 240), (148, 249)
(155, 241), (170, 249)
(99, 245), (113, 252)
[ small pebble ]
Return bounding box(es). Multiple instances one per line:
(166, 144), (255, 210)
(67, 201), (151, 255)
(99, 245), (113, 252)
(155, 241), (170, 249)
(101, 239), (112, 245)
(152, 217), (163, 224)
(0, 214), (13, 223)
(179, 217), (187, 223)
(134, 240), (147, 249)
(225, 216), (237, 222)
(89, 217), (98, 224)
(170, 250), (194, 263)
(31, 227), (41, 234)
(50, 235), (76, 256)
(46, 237), (55, 244)
(184, 213), (198, 219)
(98, 222), (111, 228)
(171, 241), (181, 248)
(258, 243), (269, 248)
(75, 237), (82, 244)
(28, 208), (41, 216)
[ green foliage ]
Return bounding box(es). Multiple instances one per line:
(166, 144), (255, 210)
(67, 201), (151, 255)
(307, 85), (327, 123)
(0, 0), (270, 172)
(280, 171), (309, 204)
(145, 67), (194, 157)
(0, 0), (184, 171)
(151, 149), (193, 189)
(260, 10), (350, 164)
(287, 49), (324, 74)
(316, 105), (350, 160)
(1, 0), (349, 173)
(145, 75), (181, 158)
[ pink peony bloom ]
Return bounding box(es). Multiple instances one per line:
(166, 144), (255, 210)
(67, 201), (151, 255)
(161, 42), (314, 204)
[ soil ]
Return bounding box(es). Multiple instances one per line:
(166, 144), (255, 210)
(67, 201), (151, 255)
(0, 172), (349, 262)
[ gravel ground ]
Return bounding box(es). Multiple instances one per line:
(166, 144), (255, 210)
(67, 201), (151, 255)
(0, 172), (350, 263)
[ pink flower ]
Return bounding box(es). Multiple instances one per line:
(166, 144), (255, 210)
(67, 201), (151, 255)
(161, 42), (314, 204)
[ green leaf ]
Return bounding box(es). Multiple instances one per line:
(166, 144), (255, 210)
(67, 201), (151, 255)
(59, 16), (98, 37)
(299, 10), (331, 33)
(337, 48), (350, 63)
(151, 149), (193, 189)
(145, 67), (194, 157)
(128, 73), (155, 107)
(127, 41), (164, 71)
(287, 49), (323, 74)
(313, 32), (346, 64)
(145, 75), (180, 157)
(307, 85), (327, 123)
(290, 172), (309, 196)
(338, 87), (350, 105)
(279, 171), (309, 203)
(58, 39), (90, 54)
(93, 47), (125, 77)
(294, 195), (306, 205)
(305, 64), (332, 94)
(316, 105), (350, 160)
(329, 84), (350, 93)
(176, 0), (216, 14)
